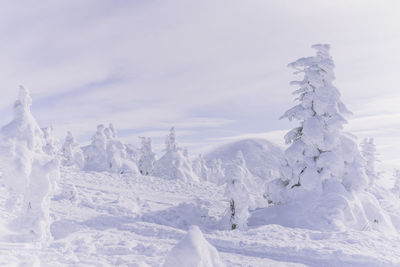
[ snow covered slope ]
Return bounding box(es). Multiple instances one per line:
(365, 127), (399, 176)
(0, 167), (399, 266)
(205, 138), (284, 180)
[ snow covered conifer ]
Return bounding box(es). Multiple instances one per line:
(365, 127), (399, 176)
(208, 158), (225, 184)
(138, 137), (156, 175)
(392, 169), (400, 198)
(61, 131), (84, 168)
(165, 127), (177, 152)
(280, 44), (367, 192)
(0, 86), (59, 241)
(42, 126), (58, 157)
(361, 138), (379, 185)
(224, 151), (251, 230)
(192, 154), (209, 181)
(83, 124), (138, 173)
(153, 127), (198, 182)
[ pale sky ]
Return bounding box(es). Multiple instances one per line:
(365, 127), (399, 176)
(1, 0), (400, 174)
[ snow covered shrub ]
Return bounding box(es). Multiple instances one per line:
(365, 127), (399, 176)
(272, 44), (395, 233)
(192, 154), (209, 181)
(138, 137), (156, 175)
(61, 131), (84, 169)
(0, 86), (60, 242)
(360, 138), (379, 185)
(224, 151), (251, 230)
(83, 124), (138, 174)
(153, 127), (199, 182)
(163, 225), (226, 267)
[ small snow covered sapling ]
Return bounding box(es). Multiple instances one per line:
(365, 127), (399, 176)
(224, 151), (251, 230)
(138, 137), (156, 175)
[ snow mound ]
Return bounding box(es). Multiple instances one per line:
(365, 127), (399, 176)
(163, 225), (225, 267)
(205, 138), (283, 180)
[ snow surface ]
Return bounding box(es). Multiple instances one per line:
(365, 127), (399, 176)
(0, 167), (399, 266)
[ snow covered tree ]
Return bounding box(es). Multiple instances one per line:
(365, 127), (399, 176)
(83, 124), (108, 171)
(192, 154), (209, 181)
(153, 127), (199, 182)
(83, 124), (138, 174)
(0, 86), (59, 241)
(138, 137), (156, 175)
(392, 169), (400, 198)
(224, 151), (251, 230)
(360, 138), (379, 186)
(208, 158), (225, 185)
(42, 126), (58, 157)
(61, 131), (84, 169)
(165, 127), (177, 152)
(280, 44), (367, 193)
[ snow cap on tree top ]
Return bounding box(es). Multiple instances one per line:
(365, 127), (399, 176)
(14, 85), (32, 118)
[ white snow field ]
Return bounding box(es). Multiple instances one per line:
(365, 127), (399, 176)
(0, 167), (399, 266)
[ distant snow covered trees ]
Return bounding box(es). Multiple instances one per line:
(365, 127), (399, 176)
(153, 127), (199, 182)
(83, 124), (139, 174)
(192, 154), (209, 181)
(61, 131), (84, 169)
(0, 86), (59, 241)
(138, 137), (156, 175)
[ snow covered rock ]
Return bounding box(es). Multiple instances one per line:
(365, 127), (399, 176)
(205, 138), (283, 182)
(153, 127), (199, 182)
(163, 225), (225, 267)
(0, 86), (60, 242)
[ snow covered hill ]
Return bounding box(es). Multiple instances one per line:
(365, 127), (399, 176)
(204, 138), (284, 180)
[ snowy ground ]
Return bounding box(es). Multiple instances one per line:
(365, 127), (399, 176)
(1, 167), (400, 266)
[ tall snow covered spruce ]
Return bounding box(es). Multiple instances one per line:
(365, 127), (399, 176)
(267, 44), (397, 233)
(0, 86), (60, 242)
(360, 138), (379, 186)
(280, 44), (367, 192)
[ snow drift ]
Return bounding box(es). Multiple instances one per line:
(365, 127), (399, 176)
(163, 225), (225, 267)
